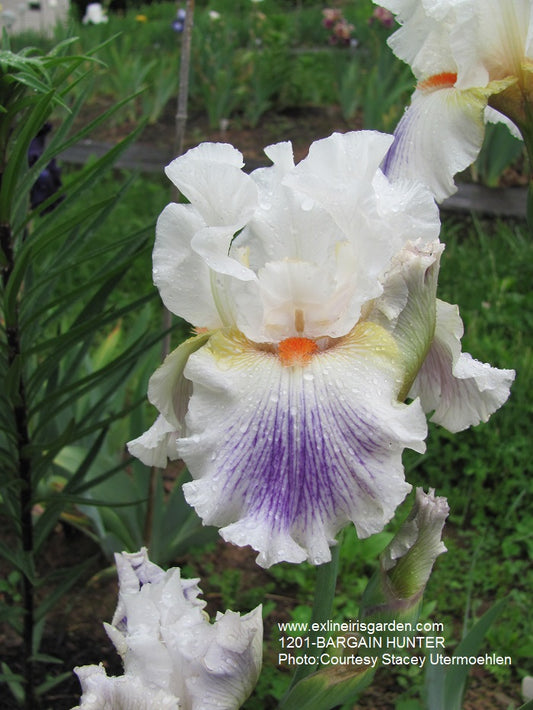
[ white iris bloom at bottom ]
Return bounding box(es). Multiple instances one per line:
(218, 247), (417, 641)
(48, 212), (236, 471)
(128, 131), (514, 568)
(72, 549), (262, 710)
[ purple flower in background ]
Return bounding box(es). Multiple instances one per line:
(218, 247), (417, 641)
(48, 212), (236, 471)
(370, 6), (395, 28)
(322, 8), (343, 29)
(322, 8), (356, 46)
(28, 123), (63, 213)
(172, 7), (186, 32)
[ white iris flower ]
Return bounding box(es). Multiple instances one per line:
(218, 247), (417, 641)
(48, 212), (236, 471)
(378, 0), (533, 201)
(128, 131), (514, 568)
(73, 549), (262, 710)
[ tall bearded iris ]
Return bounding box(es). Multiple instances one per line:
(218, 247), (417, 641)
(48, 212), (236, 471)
(378, 0), (533, 201)
(128, 131), (514, 568)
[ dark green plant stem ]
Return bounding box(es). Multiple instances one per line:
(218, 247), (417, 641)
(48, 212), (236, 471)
(1, 222), (35, 710)
(281, 543), (341, 701)
(518, 104), (533, 238)
(143, 466), (157, 547)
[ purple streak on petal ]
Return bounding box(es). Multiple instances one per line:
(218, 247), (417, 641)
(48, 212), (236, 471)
(381, 107), (413, 181)
(215, 367), (386, 534)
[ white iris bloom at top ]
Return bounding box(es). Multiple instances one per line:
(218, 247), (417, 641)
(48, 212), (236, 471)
(128, 131), (514, 568)
(378, 0), (533, 201)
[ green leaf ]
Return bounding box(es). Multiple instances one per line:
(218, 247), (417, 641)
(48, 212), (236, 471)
(444, 598), (507, 709)
(0, 89), (55, 222)
(278, 665), (375, 710)
(0, 542), (36, 583)
(36, 670), (73, 696)
(425, 598), (508, 710)
(35, 557), (95, 622)
(0, 662), (24, 703)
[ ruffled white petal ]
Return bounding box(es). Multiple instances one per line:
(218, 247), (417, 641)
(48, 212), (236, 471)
(78, 549), (263, 710)
(127, 415), (180, 468)
(382, 86), (487, 201)
(180, 607), (263, 710)
(154, 203), (221, 327)
(128, 333), (212, 467)
(284, 132), (439, 254)
(408, 299), (515, 432)
(180, 326), (427, 568)
(381, 0), (532, 86)
(165, 143), (257, 228)
(378, 0), (532, 198)
(72, 664), (179, 710)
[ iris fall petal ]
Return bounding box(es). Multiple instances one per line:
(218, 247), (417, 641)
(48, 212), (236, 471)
(408, 299), (515, 432)
(181, 326), (427, 568)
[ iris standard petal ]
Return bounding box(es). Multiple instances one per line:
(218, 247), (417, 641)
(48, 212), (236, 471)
(154, 203), (221, 327)
(165, 143), (257, 228)
(180, 325), (427, 568)
(408, 299), (515, 432)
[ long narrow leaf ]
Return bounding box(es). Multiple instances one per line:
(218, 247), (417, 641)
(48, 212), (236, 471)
(34, 557), (95, 622)
(442, 598), (507, 710)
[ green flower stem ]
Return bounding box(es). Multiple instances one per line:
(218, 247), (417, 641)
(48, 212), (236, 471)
(519, 110), (533, 238)
(281, 543), (341, 698)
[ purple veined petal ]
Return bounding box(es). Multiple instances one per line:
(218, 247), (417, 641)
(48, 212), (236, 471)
(382, 84), (488, 202)
(180, 324), (427, 568)
(408, 299), (515, 432)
